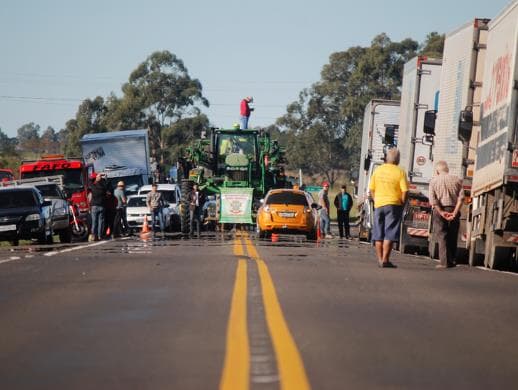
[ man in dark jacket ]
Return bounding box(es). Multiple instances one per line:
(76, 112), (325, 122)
(189, 183), (205, 238)
(89, 173), (109, 241)
(334, 184), (353, 239)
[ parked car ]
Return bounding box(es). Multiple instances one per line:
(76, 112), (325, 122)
(20, 183), (72, 243)
(256, 189), (319, 239)
(138, 184), (181, 231)
(126, 195), (172, 232)
(0, 187), (53, 245)
(0, 168), (15, 182)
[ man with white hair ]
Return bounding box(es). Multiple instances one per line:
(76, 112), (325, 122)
(429, 160), (464, 269)
(240, 96), (254, 129)
(369, 148), (408, 268)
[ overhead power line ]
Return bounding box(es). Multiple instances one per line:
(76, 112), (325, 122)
(0, 95), (291, 109)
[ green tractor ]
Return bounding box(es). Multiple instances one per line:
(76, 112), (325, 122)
(178, 125), (288, 233)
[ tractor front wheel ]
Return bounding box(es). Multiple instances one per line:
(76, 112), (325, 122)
(180, 180), (194, 234)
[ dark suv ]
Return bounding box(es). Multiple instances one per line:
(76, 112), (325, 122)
(0, 187), (53, 245)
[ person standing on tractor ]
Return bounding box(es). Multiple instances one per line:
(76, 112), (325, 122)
(189, 183), (205, 238)
(146, 183), (165, 236)
(240, 96), (254, 129)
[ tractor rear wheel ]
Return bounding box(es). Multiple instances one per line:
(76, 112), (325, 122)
(180, 180), (194, 234)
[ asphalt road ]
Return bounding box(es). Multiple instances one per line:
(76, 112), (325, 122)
(1, 232), (517, 390)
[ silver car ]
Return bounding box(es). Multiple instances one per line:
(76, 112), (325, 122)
(21, 183), (72, 243)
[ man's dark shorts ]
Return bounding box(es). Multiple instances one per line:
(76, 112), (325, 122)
(372, 205), (403, 242)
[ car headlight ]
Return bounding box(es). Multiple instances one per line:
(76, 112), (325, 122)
(54, 207), (68, 216)
(25, 214), (41, 221)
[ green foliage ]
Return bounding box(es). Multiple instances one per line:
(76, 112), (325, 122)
(62, 50), (209, 167)
(419, 32), (445, 58)
(40, 126), (60, 154)
(0, 128), (20, 171)
(63, 97), (108, 156)
(162, 114), (210, 166)
(0, 128), (18, 155)
(277, 33), (419, 185)
(17, 122), (41, 153)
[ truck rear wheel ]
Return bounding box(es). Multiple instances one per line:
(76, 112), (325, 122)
(180, 180), (194, 234)
(468, 238), (484, 267)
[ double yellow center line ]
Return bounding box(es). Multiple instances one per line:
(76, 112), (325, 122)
(220, 233), (311, 390)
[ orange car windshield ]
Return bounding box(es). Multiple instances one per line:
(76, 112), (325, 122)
(266, 192), (307, 206)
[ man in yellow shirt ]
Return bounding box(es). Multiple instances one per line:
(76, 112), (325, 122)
(368, 148), (408, 268)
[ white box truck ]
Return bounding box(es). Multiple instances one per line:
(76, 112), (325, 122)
(469, 2), (518, 269)
(397, 56), (442, 254)
(429, 18), (489, 260)
(357, 99), (400, 241)
(81, 130), (151, 195)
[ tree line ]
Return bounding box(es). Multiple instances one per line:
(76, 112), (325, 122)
(0, 32), (443, 180)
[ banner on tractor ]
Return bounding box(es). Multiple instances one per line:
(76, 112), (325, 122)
(220, 187), (253, 224)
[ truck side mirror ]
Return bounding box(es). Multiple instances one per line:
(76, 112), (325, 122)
(423, 110), (437, 135)
(458, 109), (473, 144)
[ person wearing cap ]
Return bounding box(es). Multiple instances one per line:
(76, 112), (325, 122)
(318, 181), (333, 238)
(113, 181), (127, 237)
(89, 172), (109, 241)
(240, 96), (254, 130)
(146, 183), (165, 236)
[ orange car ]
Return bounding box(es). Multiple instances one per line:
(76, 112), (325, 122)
(257, 189), (319, 239)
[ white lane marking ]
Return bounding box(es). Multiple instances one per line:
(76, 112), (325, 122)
(476, 266), (518, 277)
(0, 256), (21, 265)
(44, 240), (108, 257)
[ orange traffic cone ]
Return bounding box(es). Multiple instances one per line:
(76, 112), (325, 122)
(140, 217), (152, 240)
(316, 219), (322, 241)
(271, 233), (279, 243)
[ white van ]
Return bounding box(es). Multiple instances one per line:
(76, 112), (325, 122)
(138, 184), (181, 231)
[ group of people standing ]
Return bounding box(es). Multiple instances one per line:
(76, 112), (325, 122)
(314, 146), (463, 270)
(318, 183), (353, 239)
(368, 148), (463, 269)
(89, 173), (128, 241)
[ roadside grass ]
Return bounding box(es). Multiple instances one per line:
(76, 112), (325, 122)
(0, 234), (61, 247)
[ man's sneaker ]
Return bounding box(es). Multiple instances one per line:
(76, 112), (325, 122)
(325, 234), (333, 239)
(380, 261), (397, 268)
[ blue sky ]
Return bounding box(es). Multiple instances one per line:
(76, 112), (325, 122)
(0, 0), (512, 137)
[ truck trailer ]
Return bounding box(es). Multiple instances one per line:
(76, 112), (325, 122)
(429, 18), (489, 261)
(80, 130), (151, 195)
(397, 56), (442, 254)
(357, 99), (400, 241)
(469, 2), (518, 269)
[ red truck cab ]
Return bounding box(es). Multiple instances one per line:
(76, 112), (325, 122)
(19, 155), (92, 214)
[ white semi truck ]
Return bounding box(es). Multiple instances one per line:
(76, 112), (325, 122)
(469, 2), (518, 269)
(81, 130), (151, 195)
(429, 18), (489, 260)
(397, 56), (442, 254)
(357, 99), (400, 241)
